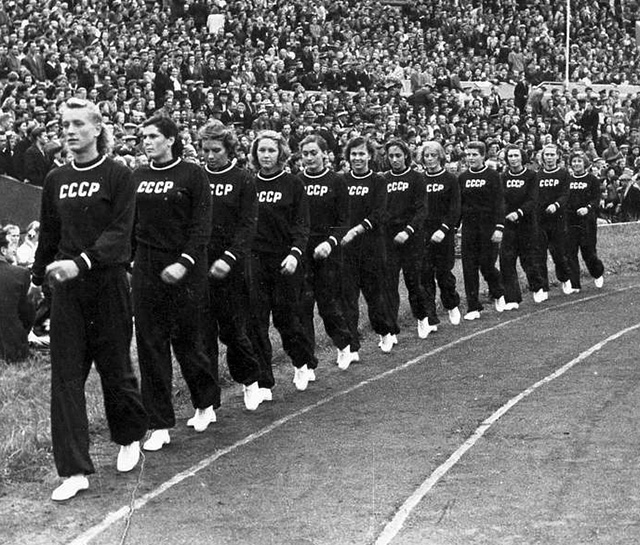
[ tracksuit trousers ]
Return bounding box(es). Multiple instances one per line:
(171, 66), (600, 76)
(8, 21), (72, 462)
(461, 219), (504, 312)
(342, 234), (398, 352)
(300, 245), (352, 352)
(386, 231), (429, 323)
(248, 251), (316, 389)
(205, 259), (261, 386)
(566, 214), (604, 290)
(500, 219), (544, 303)
(421, 227), (460, 325)
(133, 248), (220, 430)
(539, 215), (571, 290)
(50, 267), (148, 477)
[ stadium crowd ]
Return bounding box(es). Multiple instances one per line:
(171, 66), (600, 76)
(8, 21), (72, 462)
(0, 0), (640, 220)
(0, 0), (636, 502)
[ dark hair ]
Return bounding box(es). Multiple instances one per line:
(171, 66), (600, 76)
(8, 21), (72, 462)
(0, 232), (8, 252)
(344, 136), (375, 163)
(466, 140), (486, 156)
(384, 138), (411, 160)
(198, 120), (239, 159)
(143, 114), (183, 158)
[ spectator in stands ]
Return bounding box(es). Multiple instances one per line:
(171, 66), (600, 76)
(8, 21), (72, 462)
(23, 126), (52, 187)
(0, 231), (34, 362)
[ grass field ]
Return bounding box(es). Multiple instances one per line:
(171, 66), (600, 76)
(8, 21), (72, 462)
(1, 221), (639, 487)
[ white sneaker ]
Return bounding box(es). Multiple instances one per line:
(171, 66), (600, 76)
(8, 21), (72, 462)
(464, 310), (481, 321)
(494, 296), (506, 312)
(51, 475), (89, 501)
(504, 302), (520, 311)
(259, 388), (273, 402)
(391, 334), (398, 345)
(243, 382), (262, 411)
(28, 330), (50, 347)
(594, 276), (604, 288)
(336, 346), (352, 370)
(417, 318), (438, 339)
(379, 333), (395, 353)
(293, 365), (315, 391)
(448, 307), (461, 325)
(143, 429), (170, 451)
(350, 351), (360, 363)
(188, 406), (216, 432)
(116, 441), (141, 472)
(561, 280), (574, 295)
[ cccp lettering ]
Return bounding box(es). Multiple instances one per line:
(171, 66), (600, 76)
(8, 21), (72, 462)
(570, 182), (588, 190)
(387, 181), (409, 192)
(506, 180), (525, 188)
(425, 183), (444, 193)
(258, 190), (282, 203)
(306, 185), (329, 196)
(539, 179), (559, 187)
(465, 179), (486, 188)
(59, 181), (101, 199)
(137, 181), (175, 194)
(348, 186), (370, 196)
(211, 184), (233, 196)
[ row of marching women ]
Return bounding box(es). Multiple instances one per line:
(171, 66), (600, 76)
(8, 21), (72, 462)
(31, 97), (604, 502)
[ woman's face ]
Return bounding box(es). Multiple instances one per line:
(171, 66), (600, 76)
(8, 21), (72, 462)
(301, 141), (325, 173)
(256, 137), (280, 173)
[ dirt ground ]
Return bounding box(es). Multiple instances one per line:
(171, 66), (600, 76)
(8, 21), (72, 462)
(3, 276), (640, 545)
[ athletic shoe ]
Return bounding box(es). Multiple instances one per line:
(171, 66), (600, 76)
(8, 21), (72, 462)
(464, 310), (481, 321)
(336, 347), (352, 370)
(561, 280), (575, 295)
(417, 318), (437, 339)
(28, 330), (50, 347)
(190, 406), (216, 432)
(350, 351), (360, 363)
(391, 334), (398, 345)
(259, 388), (273, 402)
(533, 289), (545, 303)
(594, 276), (604, 288)
(243, 382), (261, 411)
(293, 365), (315, 391)
(143, 429), (171, 451)
(494, 296), (506, 312)
(116, 441), (141, 472)
(448, 307), (461, 325)
(504, 302), (520, 311)
(51, 475), (89, 502)
(379, 333), (395, 353)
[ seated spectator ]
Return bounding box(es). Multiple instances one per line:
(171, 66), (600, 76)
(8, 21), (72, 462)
(0, 232), (34, 362)
(16, 221), (39, 268)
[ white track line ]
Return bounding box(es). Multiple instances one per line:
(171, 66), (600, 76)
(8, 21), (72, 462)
(374, 320), (640, 545)
(69, 286), (639, 545)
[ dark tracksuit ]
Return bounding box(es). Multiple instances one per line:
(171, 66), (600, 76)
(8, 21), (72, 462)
(383, 168), (428, 324)
(342, 170), (396, 351)
(204, 161), (261, 387)
(299, 168), (352, 353)
(500, 167), (544, 303)
(250, 170), (315, 389)
(459, 165), (505, 312)
(566, 171), (604, 289)
(422, 168), (461, 325)
(133, 158), (219, 430)
(536, 167), (571, 290)
(32, 156), (148, 477)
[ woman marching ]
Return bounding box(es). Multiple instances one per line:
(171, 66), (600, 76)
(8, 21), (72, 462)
(298, 134), (354, 370)
(382, 138), (430, 339)
(248, 130), (316, 397)
(500, 145), (544, 308)
(340, 136), (398, 355)
(198, 120), (263, 411)
(132, 115), (220, 452)
(566, 152), (605, 291)
(30, 98), (148, 501)
(420, 141), (462, 328)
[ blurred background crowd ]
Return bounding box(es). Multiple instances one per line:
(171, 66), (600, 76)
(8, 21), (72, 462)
(1, 0), (640, 222)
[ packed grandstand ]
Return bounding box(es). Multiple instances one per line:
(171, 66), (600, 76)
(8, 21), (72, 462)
(1, 0), (640, 220)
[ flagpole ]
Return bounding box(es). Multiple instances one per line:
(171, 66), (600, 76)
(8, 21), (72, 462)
(565, 0), (570, 87)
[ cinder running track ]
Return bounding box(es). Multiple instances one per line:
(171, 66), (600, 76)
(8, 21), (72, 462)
(13, 278), (640, 545)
